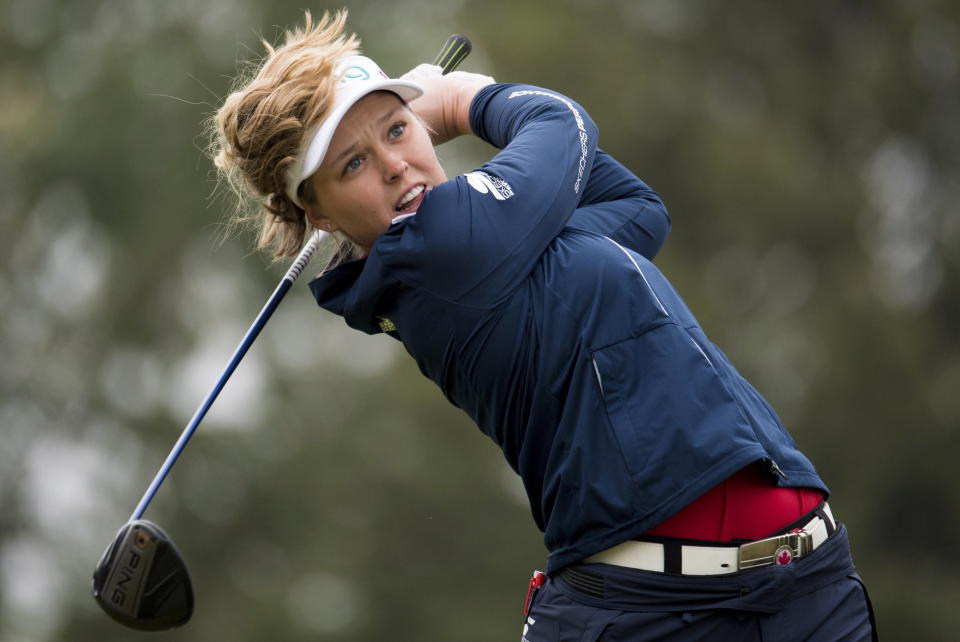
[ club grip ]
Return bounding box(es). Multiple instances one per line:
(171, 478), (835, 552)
(433, 34), (472, 74)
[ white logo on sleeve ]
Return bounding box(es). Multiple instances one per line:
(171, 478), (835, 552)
(465, 171), (514, 200)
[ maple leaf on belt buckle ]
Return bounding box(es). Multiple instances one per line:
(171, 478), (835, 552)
(737, 530), (813, 570)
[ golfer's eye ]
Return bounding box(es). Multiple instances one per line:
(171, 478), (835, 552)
(344, 156), (363, 173)
(388, 122), (405, 139)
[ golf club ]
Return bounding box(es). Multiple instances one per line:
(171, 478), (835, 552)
(91, 34), (472, 631)
(91, 229), (324, 630)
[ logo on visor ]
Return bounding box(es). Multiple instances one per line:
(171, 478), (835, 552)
(341, 66), (371, 83)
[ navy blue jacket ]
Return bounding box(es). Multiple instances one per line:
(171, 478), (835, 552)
(309, 84), (827, 572)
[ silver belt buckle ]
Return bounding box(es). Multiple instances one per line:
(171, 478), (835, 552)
(738, 530), (813, 570)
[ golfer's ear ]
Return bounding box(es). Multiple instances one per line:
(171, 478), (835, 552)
(304, 206), (337, 233)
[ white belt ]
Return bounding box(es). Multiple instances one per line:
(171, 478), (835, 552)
(585, 503), (835, 576)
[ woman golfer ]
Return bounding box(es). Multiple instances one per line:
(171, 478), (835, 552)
(211, 11), (876, 641)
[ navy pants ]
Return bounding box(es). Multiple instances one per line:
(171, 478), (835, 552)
(522, 525), (877, 641)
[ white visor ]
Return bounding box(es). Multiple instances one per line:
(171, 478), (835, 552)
(284, 55), (424, 208)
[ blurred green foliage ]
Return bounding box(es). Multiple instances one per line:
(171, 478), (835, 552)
(1, 0), (958, 640)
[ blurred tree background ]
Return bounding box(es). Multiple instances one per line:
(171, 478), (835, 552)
(1, 0), (958, 639)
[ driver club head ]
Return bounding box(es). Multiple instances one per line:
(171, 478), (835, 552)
(91, 520), (194, 631)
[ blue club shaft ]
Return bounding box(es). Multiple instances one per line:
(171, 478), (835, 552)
(129, 233), (324, 522)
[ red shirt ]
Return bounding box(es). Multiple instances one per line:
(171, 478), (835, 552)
(646, 463), (825, 541)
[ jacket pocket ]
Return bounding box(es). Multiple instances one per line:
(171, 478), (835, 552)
(591, 323), (750, 494)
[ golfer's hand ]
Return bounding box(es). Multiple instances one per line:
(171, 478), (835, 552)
(402, 65), (495, 145)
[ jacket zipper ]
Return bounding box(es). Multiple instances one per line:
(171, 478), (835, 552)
(765, 458), (788, 480)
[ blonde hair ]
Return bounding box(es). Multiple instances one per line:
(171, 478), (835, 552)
(209, 10), (360, 262)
